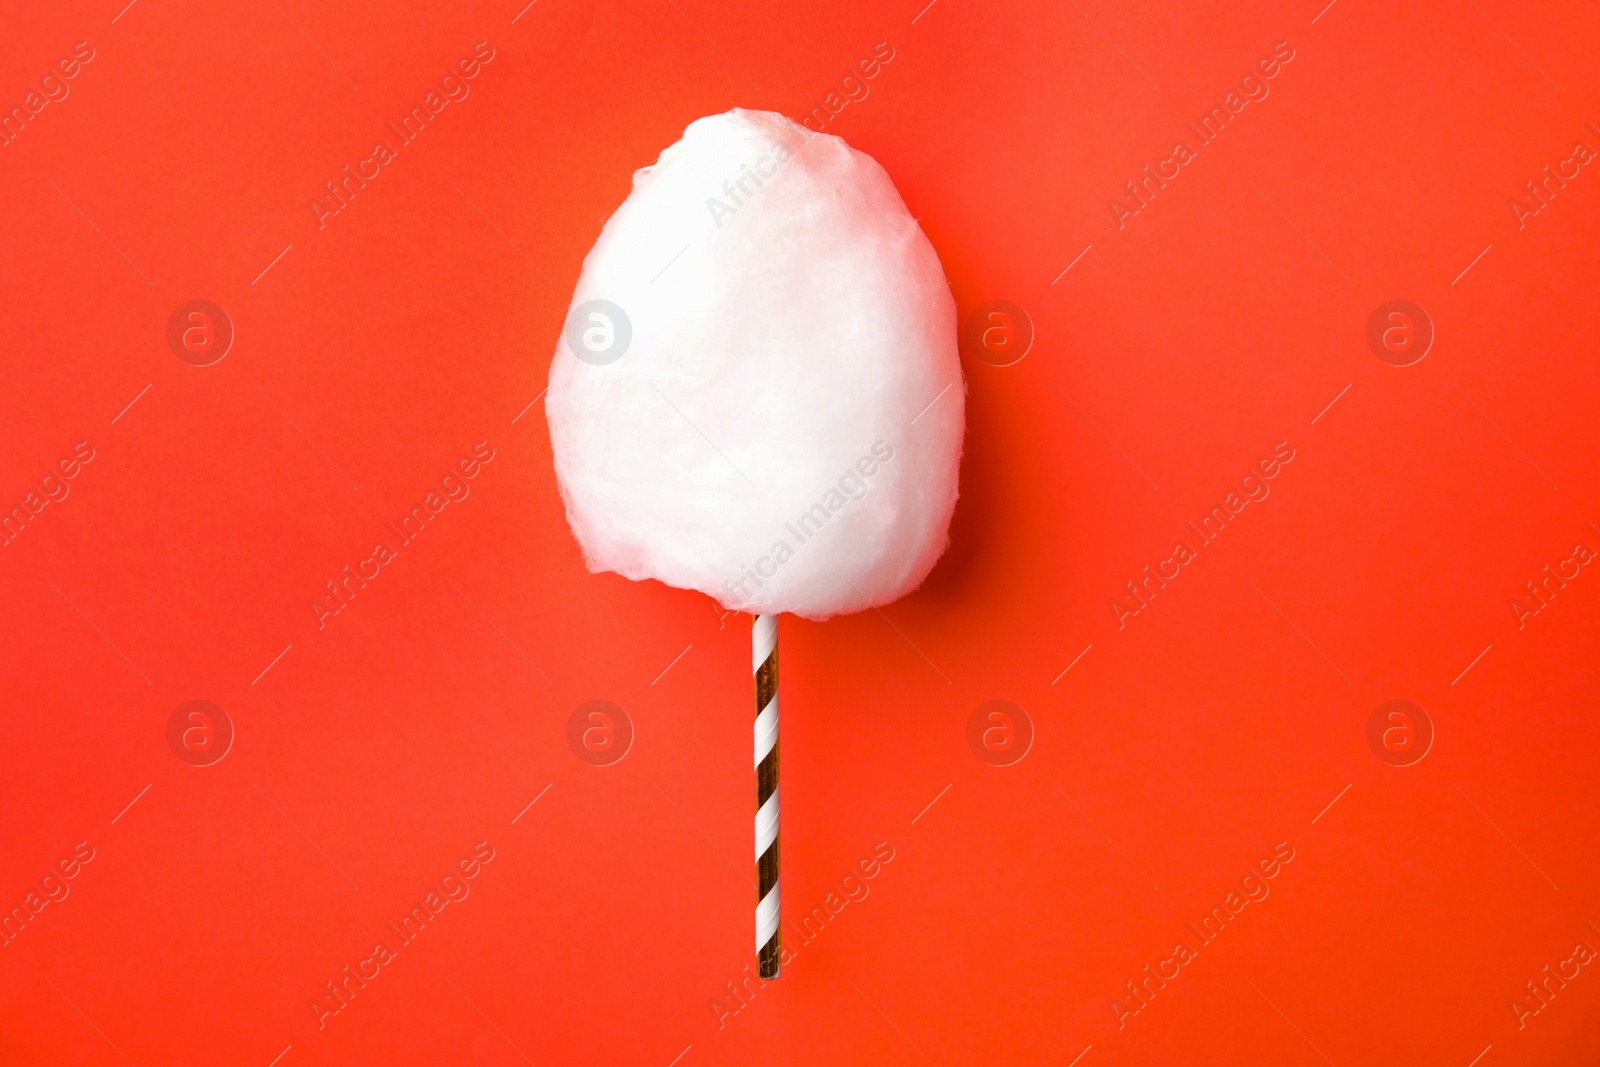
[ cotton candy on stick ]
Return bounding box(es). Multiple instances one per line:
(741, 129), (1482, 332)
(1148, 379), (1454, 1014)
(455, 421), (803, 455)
(548, 109), (964, 978)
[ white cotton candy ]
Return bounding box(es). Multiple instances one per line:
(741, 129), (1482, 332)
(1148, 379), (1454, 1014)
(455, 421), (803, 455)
(546, 108), (964, 620)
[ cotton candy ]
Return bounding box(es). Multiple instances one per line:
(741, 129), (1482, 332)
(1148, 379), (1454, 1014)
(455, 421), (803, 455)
(546, 108), (963, 620)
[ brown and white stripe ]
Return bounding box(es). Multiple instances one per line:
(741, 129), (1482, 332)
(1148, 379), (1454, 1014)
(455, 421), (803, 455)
(753, 613), (780, 978)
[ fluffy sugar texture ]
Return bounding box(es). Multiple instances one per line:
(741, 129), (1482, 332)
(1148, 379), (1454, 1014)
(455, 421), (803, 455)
(547, 109), (964, 620)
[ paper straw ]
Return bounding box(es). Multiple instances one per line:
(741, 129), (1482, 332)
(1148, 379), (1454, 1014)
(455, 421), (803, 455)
(753, 613), (780, 978)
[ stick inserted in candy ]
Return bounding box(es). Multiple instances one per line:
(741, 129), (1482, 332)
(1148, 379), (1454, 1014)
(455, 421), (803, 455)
(753, 614), (779, 977)
(548, 109), (964, 979)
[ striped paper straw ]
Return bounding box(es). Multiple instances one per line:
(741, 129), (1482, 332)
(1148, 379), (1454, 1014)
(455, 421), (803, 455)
(753, 613), (781, 978)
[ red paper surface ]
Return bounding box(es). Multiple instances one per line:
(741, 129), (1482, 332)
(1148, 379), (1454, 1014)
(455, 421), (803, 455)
(3, 1), (1599, 1064)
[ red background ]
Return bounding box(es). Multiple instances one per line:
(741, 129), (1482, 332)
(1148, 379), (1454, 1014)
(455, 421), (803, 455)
(3, 0), (1599, 1064)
